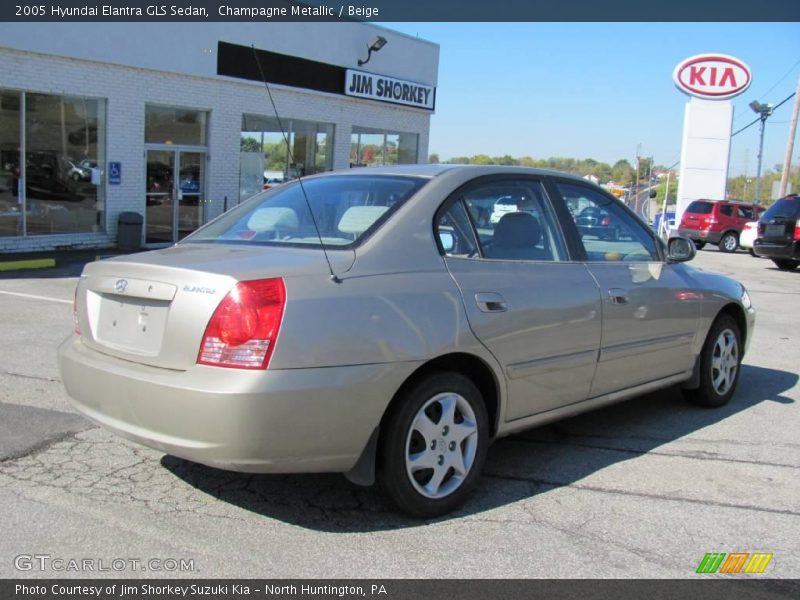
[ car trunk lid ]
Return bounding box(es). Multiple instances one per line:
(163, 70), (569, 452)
(75, 243), (355, 370)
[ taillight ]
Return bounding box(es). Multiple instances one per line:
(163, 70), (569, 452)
(73, 286), (80, 336)
(601, 216), (611, 226)
(198, 278), (285, 369)
(794, 219), (800, 241)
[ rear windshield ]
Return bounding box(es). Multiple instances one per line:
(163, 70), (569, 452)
(686, 201), (713, 214)
(762, 197), (800, 220)
(184, 175), (428, 248)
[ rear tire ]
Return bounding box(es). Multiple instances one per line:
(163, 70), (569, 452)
(378, 372), (488, 517)
(686, 315), (741, 408)
(718, 232), (739, 253)
(773, 259), (799, 271)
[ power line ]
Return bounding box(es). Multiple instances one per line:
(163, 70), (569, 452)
(733, 57), (800, 123)
(731, 91), (796, 137)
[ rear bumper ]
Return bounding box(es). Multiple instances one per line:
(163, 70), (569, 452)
(677, 228), (721, 243)
(58, 335), (420, 474)
(753, 239), (800, 260)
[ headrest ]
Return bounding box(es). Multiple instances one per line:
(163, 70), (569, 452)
(337, 206), (389, 235)
(246, 207), (299, 232)
(493, 212), (542, 248)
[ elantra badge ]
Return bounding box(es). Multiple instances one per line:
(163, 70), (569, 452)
(114, 279), (128, 293)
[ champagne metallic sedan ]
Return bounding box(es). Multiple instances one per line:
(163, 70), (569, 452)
(59, 165), (755, 516)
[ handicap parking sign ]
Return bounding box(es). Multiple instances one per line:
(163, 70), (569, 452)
(108, 161), (121, 185)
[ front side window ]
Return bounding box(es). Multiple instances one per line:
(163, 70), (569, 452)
(436, 179), (567, 262)
(187, 175), (427, 248)
(556, 182), (659, 262)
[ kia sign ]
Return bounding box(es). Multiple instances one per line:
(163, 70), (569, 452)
(673, 54), (751, 100)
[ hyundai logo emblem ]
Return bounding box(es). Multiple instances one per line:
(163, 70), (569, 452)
(114, 279), (128, 293)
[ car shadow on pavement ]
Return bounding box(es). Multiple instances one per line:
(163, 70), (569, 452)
(162, 364), (796, 532)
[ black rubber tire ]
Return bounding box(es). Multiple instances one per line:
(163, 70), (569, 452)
(378, 371), (489, 517)
(694, 241), (706, 250)
(718, 232), (739, 253)
(685, 314), (742, 408)
(773, 258), (799, 271)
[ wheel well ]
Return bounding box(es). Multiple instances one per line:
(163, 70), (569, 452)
(722, 230), (739, 239)
(383, 353), (501, 438)
(718, 303), (747, 349)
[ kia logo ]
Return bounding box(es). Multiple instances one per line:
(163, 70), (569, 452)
(673, 54), (751, 100)
(114, 279), (128, 293)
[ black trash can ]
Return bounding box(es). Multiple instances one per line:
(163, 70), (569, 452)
(117, 211), (143, 253)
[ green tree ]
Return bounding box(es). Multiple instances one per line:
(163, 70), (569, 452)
(428, 153), (440, 164)
(240, 136), (261, 152)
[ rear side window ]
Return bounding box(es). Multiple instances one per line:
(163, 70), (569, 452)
(436, 179), (568, 262)
(719, 205), (733, 217)
(184, 175), (427, 248)
(762, 197), (800, 219)
(686, 201), (713, 214)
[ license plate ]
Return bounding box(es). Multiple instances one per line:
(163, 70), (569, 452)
(764, 224), (785, 237)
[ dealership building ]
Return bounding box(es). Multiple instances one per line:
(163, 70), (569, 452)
(0, 22), (438, 253)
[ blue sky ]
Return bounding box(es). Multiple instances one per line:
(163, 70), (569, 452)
(386, 22), (800, 176)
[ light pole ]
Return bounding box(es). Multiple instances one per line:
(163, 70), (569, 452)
(750, 100), (774, 204)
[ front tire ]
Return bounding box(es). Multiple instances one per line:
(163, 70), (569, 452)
(718, 232), (739, 253)
(694, 241), (706, 250)
(686, 315), (742, 408)
(378, 372), (488, 517)
(773, 258), (799, 271)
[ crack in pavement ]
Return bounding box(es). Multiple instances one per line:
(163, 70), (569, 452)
(504, 437), (800, 469)
(1, 370), (61, 383)
(482, 472), (800, 517)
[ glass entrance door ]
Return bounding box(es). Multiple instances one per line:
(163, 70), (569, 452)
(145, 149), (205, 245)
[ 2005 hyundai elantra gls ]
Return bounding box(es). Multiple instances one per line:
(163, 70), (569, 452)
(59, 165), (754, 516)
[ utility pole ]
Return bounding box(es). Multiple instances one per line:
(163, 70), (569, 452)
(633, 143), (641, 211)
(779, 76), (800, 197)
(750, 100), (774, 204)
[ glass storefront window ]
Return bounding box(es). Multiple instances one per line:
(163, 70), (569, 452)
(0, 91), (22, 237)
(350, 127), (419, 167)
(145, 106), (207, 146)
(239, 114), (334, 202)
(1, 90), (106, 237)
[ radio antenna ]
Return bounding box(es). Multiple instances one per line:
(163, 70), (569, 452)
(250, 45), (341, 284)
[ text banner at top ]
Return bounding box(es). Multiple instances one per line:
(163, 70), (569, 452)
(2, 0), (799, 22)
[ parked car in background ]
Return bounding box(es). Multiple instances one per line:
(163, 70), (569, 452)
(59, 165), (755, 517)
(677, 199), (765, 253)
(574, 205), (624, 240)
(739, 221), (759, 257)
(753, 194), (800, 271)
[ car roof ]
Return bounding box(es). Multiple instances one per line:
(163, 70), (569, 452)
(337, 163), (591, 183)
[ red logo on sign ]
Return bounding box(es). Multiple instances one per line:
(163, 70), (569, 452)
(673, 55), (751, 100)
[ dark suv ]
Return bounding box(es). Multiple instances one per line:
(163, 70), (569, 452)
(677, 199), (764, 253)
(753, 194), (800, 271)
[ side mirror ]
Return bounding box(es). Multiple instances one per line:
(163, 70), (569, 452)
(667, 236), (696, 263)
(438, 231), (455, 253)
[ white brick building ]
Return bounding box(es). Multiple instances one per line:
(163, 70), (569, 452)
(0, 23), (438, 253)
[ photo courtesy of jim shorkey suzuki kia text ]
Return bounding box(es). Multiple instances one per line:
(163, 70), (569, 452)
(32, 4), (381, 19)
(14, 583), (390, 597)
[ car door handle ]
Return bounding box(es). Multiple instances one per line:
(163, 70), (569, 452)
(475, 292), (507, 313)
(608, 288), (629, 305)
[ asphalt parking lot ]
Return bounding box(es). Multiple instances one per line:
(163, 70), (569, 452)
(0, 247), (798, 579)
